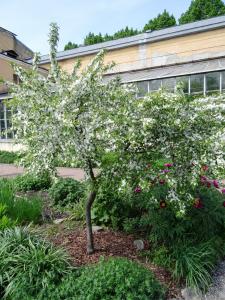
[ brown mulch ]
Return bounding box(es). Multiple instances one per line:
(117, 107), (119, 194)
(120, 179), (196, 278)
(51, 228), (182, 299)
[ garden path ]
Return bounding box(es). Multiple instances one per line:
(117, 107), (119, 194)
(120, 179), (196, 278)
(0, 163), (86, 180)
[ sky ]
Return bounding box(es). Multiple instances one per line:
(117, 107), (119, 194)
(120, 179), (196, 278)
(0, 0), (192, 55)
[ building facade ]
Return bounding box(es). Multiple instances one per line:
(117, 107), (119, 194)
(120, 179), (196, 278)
(0, 27), (34, 151)
(2, 16), (225, 151)
(39, 16), (225, 98)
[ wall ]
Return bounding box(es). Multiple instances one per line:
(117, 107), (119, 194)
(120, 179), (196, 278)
(41, 28), (225, 75)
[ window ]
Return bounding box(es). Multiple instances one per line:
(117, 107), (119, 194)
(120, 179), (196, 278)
(0, 101), (13, 139)
(176, 76), (189, 94)
(206, 72), (220, 93)
(149, 79), (161, 92)
(136, 81), (148, 98)
(162, 78), (176, 92)
(190, 74), (204, 94)
(221, 71), (225, 91)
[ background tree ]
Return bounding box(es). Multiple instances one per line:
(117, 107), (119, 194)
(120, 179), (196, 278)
(143, 10), (176, 32)
(64, 41), (78, 51)
(113, 26), (140, 39)
(179, 0), (225, 24)
(84, 32), (104, 45)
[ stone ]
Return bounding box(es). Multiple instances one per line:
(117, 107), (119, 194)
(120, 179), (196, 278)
(53, 218), (65, 224)
(133, 239), (145, 251)
(92, 226), (104, 233)
(181, 287), (202, 300)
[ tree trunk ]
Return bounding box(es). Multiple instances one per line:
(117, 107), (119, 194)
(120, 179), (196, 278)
(86, 189), (97, 254)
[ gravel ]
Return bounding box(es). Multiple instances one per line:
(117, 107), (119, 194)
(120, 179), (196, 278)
(204, 260), (225, 300)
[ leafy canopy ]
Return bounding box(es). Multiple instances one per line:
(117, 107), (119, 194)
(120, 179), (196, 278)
(144, 10), (176, 32)
(179, 0), (225, 24)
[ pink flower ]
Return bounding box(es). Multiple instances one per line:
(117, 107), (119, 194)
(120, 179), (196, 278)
(213, 180), (219, 189)
(223, 201), (225, 207)
(221, 189), (225, 194)
(164, 163), (173, 168)
(134, 186), (142, 193)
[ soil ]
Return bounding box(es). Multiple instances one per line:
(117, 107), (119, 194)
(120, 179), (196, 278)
(51, 227), (182, 299)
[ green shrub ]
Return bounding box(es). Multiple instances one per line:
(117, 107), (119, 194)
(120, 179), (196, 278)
(0, 150), (23, 164)
(13, 173), (52, 192)
(44, 257), (166, 300)
(0, 227), (73, 299)
(0, 180), (42, 225)
(49, 178), (84, 206)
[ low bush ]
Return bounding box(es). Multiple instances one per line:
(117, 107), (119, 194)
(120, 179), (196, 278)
(0, 150), (23, 164)
(49, 178), (84, 206)
(0, 227), (73, 299)
(42, 257), (166, 300)
(13, 173), (52, 192)
(0, 180), (42, 224)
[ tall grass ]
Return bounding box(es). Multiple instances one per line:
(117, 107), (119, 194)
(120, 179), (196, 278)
(0, 180), (42, 224)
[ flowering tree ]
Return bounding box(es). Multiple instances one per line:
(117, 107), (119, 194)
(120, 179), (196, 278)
(9, 23), (137, 254)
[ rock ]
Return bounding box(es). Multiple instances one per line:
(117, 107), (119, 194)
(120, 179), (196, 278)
(92, 226), (104, 233)
(181, 287), (202, 300)
(133, 239), (145, 251)
(53, 218), (65, 224)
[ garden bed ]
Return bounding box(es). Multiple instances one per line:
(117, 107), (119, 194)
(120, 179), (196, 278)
(50, 225), (182, 299)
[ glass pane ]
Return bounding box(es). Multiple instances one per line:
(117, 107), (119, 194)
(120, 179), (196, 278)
(0, 103), (4, 119)
(162, 78), (176, 92)
(176, 76), (189, 94)
(221, 71), (225, 90)
(136, 81), (148, 98)
(0, 120), (6, 139)
(190, 74), (204, 94)
(206, 72), (220, 93)
(149, 79), (161, 92)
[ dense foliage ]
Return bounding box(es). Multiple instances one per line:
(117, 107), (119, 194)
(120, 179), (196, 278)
(144, 10), (176, 31)
(14, 173), (52, 192)
(0, 180), (42, 225)
(0, 150), (23, 164)
(49, 178), (84, 206)
(179, 0), (225, 24)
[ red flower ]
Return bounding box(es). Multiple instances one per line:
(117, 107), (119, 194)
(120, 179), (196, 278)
(194, 198), (204, 209)
(159, 179), (166, 185)
(202, 165), (209, 172)
(134, 186), (142, 193)
(223, 201), (225, 207)
(206, 181), (211, 188)
(160, 201), (167, 209)
(146, 164), (151, 169)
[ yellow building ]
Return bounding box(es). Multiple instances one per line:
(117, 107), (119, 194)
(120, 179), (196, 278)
(2, 15), (225, 150)
(39, 16), (225, 97)
(0, 27), (45, 151)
